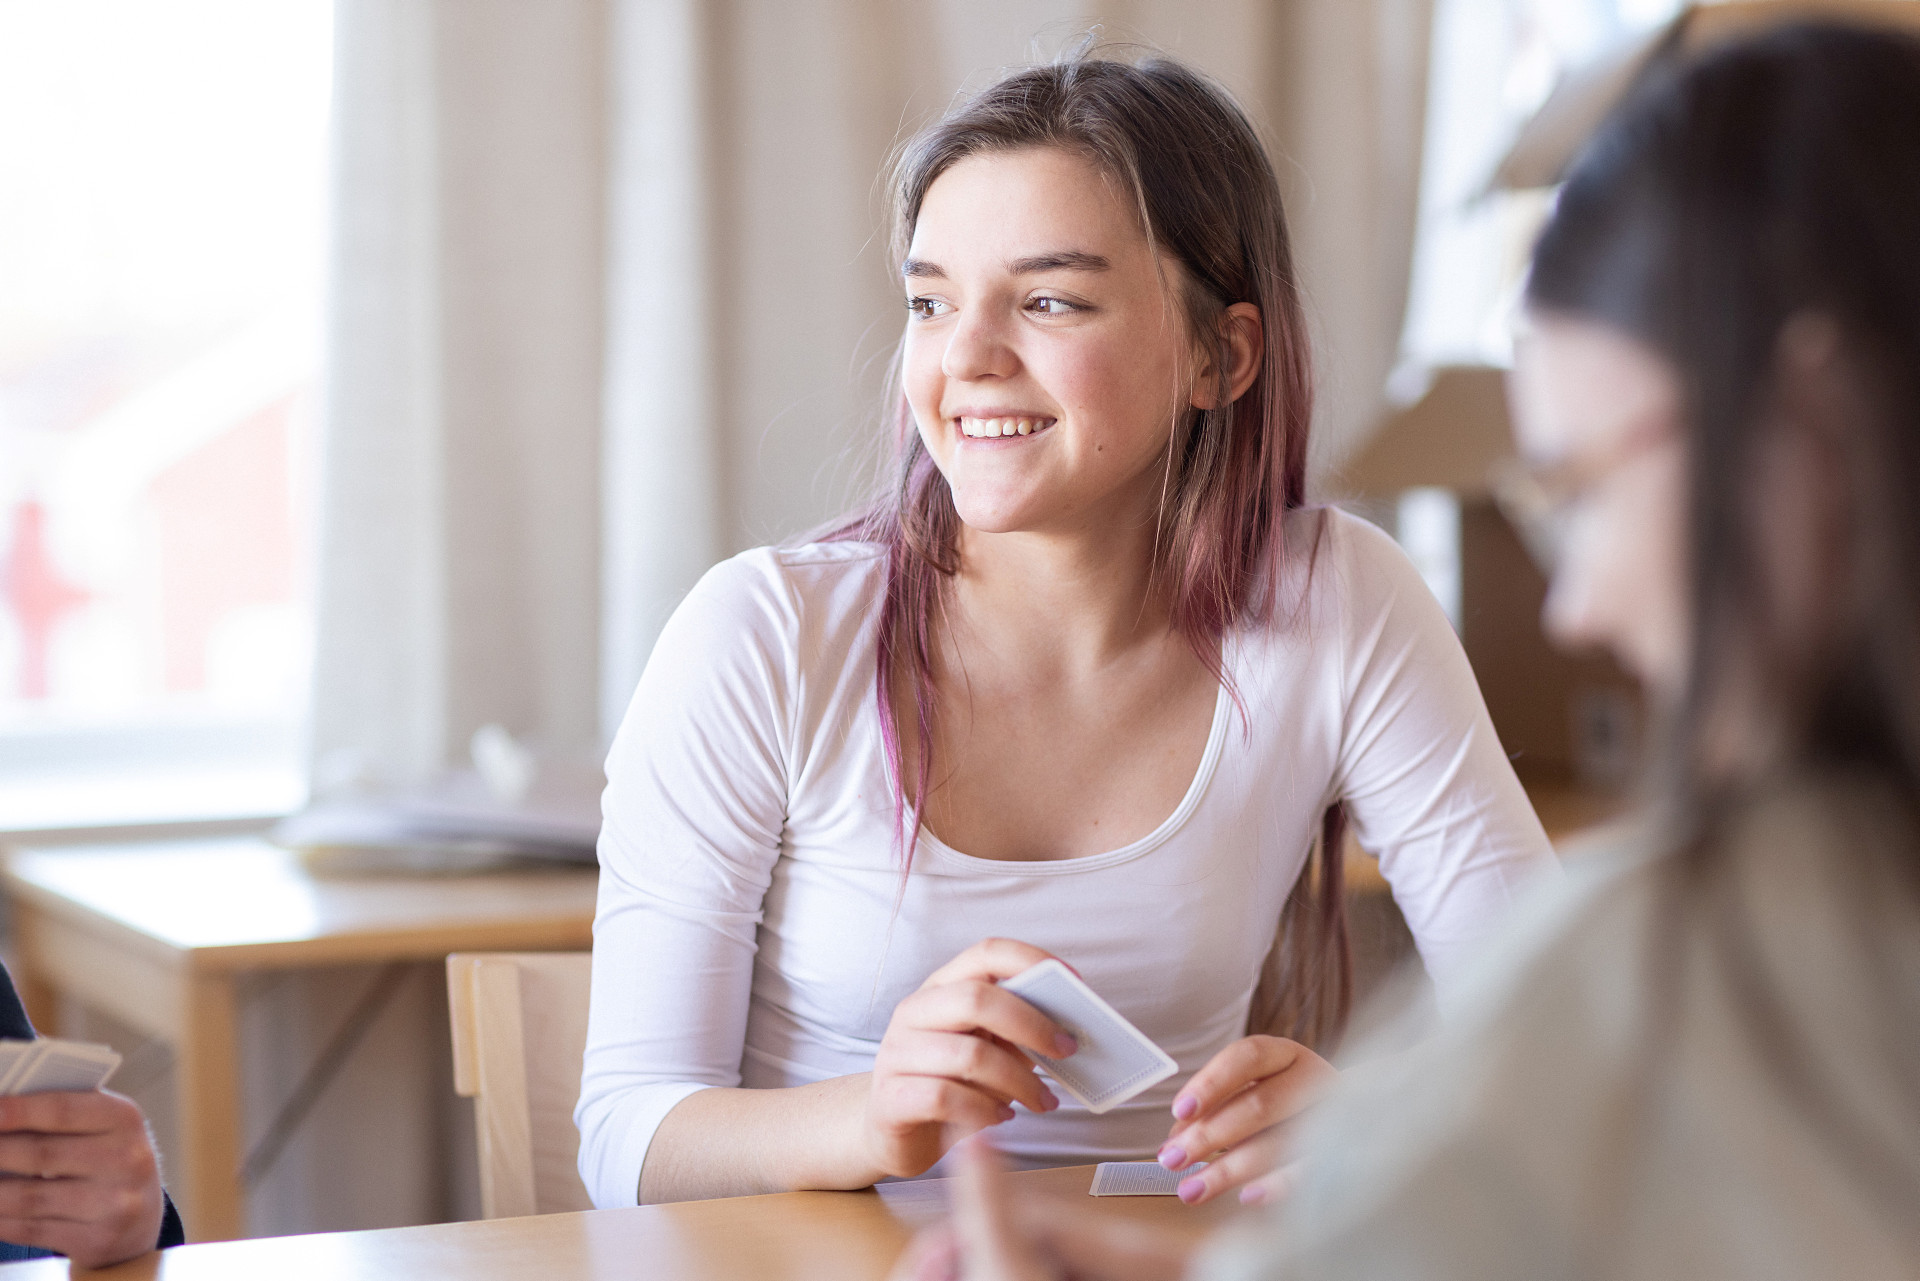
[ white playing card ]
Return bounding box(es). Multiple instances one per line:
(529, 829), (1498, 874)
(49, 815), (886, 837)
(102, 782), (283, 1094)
(999, 960), (1177, 1114)
(0, 1043), (30, 1094)
(0, 1039), (121, 1095)
(1089, 1160), (1207, 1196)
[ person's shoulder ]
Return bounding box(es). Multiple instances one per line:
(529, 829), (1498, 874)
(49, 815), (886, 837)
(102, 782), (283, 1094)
(677, 539), (886, 633)
(1238, 505), (1441, 662)
(1284, 504), (1430, 610)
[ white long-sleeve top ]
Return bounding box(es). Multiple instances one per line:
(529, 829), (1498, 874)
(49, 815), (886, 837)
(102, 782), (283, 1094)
(576, 508), (1556, 1208)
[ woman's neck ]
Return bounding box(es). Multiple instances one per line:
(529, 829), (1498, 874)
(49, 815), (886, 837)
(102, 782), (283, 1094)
(947, 515), (1176, 676)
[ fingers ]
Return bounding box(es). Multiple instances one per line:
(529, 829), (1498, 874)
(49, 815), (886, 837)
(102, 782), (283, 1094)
(901, 980), (1076, 1062)
(952, 1137), (1053, 1281)
(0, 1216), (160, 1271)
(1235, 1160), (1301, 1209)
(1169, 1037), (1327, 1128)
(873, 1072), (1018, 1139)
(1160, 1074), (1295, 1174)
(889, 1225), (960, 1281)
(1161, 1037), (1333, 1173)
(1008, 1202), (1197, 1281)
(0, 1090), (139, 1137)
(0, 1172), (163, 1267)
(0, 1171), (132, 1224)
(0, 1128), (147, 1181)
(921, 939), (1063, 990)
(880, 1031), (1059, 1115)
(1162, 1127), (1287, 1206)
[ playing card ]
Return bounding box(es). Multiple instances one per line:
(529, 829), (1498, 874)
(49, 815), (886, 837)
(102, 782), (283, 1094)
(0, 1039), (121, 1095)
(0, 1043), (30, 1094)
(998, 959), (1177, 1114)
(1089, 1160), (1207, 1196)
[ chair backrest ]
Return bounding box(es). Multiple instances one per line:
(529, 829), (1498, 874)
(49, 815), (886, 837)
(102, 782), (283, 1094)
(447, 951), (595, 1218)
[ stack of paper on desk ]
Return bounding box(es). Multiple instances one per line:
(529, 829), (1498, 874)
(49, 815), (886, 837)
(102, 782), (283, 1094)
(274, 727), (603, 874)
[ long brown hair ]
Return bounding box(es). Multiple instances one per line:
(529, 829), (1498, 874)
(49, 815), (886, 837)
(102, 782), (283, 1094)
(821, 51), (1349, 1045)
(1529, 20), (1920, 1221)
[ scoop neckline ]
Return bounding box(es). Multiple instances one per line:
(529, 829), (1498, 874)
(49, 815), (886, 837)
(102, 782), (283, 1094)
(900, 668), (1233, 877)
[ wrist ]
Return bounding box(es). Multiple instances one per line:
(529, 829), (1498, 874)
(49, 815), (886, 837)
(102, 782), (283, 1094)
(788, 1072), (888, 1191)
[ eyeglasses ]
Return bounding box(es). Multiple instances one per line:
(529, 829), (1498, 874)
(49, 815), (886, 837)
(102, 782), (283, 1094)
(1492, 424), (1674, 573)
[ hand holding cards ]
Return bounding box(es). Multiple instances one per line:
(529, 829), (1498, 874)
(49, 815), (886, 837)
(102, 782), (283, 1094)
(0, 1037), (121, 1096)
(999, 960), (1177, 1113)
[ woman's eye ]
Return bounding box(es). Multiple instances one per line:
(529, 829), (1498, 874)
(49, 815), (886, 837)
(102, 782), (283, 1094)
(905, 296), (947, 319)
(1027, 296), (1077, 316)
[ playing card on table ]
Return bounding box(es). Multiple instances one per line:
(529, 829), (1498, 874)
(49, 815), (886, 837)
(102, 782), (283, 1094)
(0, 1038), (121, 1095)
(1089, 1160), (1207, 1196)
(998, 960), (1177, 1114)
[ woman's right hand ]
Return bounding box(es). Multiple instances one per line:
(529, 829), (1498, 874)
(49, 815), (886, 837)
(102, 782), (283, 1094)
(860, 938), (1077, 1180)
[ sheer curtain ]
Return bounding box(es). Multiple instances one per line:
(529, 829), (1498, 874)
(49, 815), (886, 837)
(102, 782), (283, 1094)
(314, 0), (606, 790)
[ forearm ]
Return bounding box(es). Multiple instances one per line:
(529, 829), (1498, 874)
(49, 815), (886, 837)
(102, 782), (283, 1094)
(637, 1073), (881, 1203)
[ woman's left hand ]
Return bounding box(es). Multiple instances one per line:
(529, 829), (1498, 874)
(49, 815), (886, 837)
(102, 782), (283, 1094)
(1156, 1035), (1336, 1206)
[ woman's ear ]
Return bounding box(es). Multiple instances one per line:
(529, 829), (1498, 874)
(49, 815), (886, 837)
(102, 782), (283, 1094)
(1190, 302), (1264, 410)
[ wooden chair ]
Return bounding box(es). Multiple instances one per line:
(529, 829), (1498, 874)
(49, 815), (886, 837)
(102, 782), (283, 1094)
(447, 952), (596, 1218)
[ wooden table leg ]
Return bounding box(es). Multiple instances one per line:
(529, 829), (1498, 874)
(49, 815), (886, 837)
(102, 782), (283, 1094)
(176, 972), (243, 1242)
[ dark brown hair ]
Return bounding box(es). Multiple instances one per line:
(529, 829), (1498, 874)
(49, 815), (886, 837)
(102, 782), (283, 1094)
(822, 51), (1351, 1046)
(1529, 19), (1920, 1221)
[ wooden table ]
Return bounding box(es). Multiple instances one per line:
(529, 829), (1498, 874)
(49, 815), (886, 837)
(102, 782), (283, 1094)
(0, 838), (598, 1245)
(0, 1164), (1238, 1280)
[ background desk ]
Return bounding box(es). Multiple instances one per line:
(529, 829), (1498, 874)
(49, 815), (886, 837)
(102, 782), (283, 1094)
(0, 839), (598, 1243)
(0, 1164), (1237, 1280)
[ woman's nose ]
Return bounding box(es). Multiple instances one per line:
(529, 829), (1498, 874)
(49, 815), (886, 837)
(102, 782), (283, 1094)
(942, 308), (1018, 382)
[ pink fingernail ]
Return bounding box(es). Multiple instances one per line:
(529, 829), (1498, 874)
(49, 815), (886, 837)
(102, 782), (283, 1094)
(1157, 1145), (1187, 1171)
(1053, 1033), (1078, 1057)
(1172, 1094), (1197, 1120)
(997, 1104), (1016, 1122)
(1177, 1177), (1206, 1204)
(1041, 1088), (1059, 1111)
(1239, 1184), (1269, 1206)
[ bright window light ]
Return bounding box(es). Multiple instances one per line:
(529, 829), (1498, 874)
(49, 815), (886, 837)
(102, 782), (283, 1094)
(1400, 0), (1684, 371)
(0, 0), (331, 824)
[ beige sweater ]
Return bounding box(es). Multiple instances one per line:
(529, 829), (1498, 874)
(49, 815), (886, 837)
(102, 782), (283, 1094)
(1202, 773), (1920, 1280)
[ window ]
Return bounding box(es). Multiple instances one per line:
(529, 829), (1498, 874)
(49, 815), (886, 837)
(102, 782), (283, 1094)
(1399, 0), (1685, 377)
(0, 0), (331, 829)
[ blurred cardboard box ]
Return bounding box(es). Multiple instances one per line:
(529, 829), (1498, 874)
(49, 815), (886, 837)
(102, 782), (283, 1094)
(1335, 366), (1641, 789)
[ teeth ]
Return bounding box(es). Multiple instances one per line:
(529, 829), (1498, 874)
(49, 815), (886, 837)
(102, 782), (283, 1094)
(958, 416), (1050, 438)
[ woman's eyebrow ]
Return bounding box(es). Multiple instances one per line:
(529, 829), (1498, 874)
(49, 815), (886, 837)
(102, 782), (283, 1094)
(1008, 250), (1110, 274)
(899, 251), (1112, 280)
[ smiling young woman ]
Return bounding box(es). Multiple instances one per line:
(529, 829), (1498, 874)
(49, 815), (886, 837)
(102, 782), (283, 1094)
(574, 53), (1556, 1210)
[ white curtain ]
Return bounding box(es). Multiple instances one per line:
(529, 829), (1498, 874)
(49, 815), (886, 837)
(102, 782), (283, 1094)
(314, 0), (607, 788)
